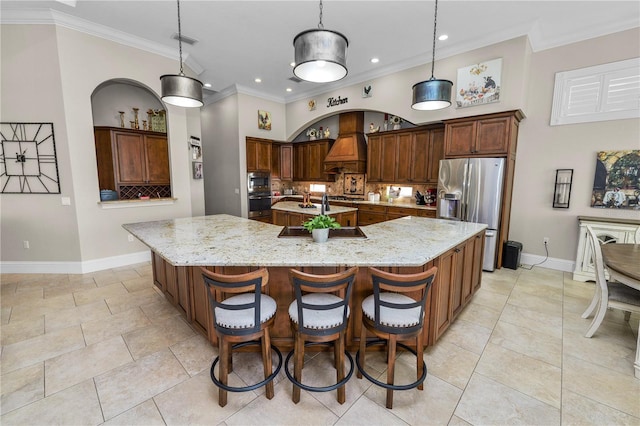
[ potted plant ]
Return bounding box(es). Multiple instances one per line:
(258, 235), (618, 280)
(303, 214), (340, 243)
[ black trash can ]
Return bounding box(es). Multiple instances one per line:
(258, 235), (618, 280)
(503, 241), (522, 270)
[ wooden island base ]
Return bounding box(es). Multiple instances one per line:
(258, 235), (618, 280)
(151, 230), (484, 352)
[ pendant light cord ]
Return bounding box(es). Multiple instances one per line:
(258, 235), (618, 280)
(318, 0), (324, 29)
(430, 0), (439, 80)
(176, 0), (184, 75)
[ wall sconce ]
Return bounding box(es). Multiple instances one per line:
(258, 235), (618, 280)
(553, 169), (573, 208)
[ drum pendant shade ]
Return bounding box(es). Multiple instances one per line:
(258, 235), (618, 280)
(411, 0), (451, 111)
(160, 0), (203, 108)
(293, 29), (348, 83)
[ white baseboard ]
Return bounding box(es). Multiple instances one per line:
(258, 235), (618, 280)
(0, 251), (151, 275)
(520, 252), (575, 273)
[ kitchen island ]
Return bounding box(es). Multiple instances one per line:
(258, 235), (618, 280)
(271, 200), (358, 227)
(123, 214), (486, 350)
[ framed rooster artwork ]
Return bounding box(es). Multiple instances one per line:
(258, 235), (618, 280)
(258, 110), (272, 130)
(456, 58), (502, 108)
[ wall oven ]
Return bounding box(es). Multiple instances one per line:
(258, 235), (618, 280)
(247, 172), (271, 219)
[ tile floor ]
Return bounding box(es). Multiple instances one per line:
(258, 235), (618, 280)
(1, 263), (639, 425)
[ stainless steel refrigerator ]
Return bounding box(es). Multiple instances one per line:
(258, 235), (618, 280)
(437, 158), (505, 271)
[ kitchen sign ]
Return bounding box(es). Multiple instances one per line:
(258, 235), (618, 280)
(327, 96), (348, 108)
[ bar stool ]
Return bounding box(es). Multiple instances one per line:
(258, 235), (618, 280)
(285, 267), (358, 404)
(201, 267), (283, 407)
(356, 266), (437, 409)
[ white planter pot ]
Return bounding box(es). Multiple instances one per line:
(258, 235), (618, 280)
(312, 228), (329, 243)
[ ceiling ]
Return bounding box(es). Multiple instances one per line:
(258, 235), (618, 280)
(2, 1), (639, 104)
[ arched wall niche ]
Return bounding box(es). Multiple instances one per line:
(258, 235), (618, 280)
(91, 78), (164, 129)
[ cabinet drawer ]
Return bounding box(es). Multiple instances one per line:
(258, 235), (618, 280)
(388, 207), (418, 217)
(358, 212), (386, 226)
(417, 209), (436, 218)
(358, 204), (387, 213)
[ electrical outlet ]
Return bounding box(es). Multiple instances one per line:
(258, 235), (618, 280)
(543, 237), (550, 245)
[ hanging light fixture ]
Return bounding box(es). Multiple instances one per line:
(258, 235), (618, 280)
(411, 0), (452, 110)
(293, 0), (348, 83)
(160, 0), (203, 108)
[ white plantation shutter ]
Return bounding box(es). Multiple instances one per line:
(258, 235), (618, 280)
(551, 58), (640, 125)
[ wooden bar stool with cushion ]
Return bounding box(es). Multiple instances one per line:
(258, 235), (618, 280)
(356, 266), (437, 409)
(201, 267), (283, 407)
(285, 266), (358, 404)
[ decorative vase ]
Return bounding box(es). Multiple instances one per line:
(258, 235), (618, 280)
(393, 124), (401, 130)
(312, 228), (329, 243)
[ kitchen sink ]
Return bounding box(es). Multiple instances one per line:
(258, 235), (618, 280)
(278, 226), (367, 239)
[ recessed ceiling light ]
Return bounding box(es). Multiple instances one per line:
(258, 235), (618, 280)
(370, 57), (380, 64)
(254, 78), (262, 83)
(438, 34), (448, 41)
(204, 83), (212, 88)
(290, 62), (296, 67)
(286, 88), (292, 92)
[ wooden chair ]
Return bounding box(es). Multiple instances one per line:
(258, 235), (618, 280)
(581, 225), (640, 338)
(201, 267), (282, 407)
(356, 266), (437, 409)
(285, 267), (358, 404)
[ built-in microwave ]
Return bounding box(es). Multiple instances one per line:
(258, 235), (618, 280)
(247, 171), (270, 194)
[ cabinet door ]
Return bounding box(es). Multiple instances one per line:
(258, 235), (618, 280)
(434, 248), (454, 339)
(367, 135), (383, 182)
(307, 143), (322, 180)
(145, 135), (170, 184)
(411, 130), (430, 183)
(449, 244), (466, 318)
(115, 132), (146, 183)
(337, 211), (356, 227)
(246, 138), (258, 172)
(271, 144), (280, 179)
(380, 134), (397, 182)
(475, 117), (510, 155)
(427, 128), (444, 183)
(272, 210), (288, 226)
(444, 121), (476, 157)
(280, 144), (293, 181)
(256, 140), (271, 171)
(471, 233), (484, 294)
(287, 212), (304, 226)
(395, 133), (413, 182)
(293, 144), (306, 180)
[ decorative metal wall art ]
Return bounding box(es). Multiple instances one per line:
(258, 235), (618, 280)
(0, 122), (60, 194)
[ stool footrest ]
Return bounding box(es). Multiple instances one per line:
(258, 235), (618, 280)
(284, 342), (354, 393)
(210, 340), (283, 393)
(356, 339), (427, 391)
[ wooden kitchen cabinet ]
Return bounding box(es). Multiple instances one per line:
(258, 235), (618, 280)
(357, 204), (387, 225)
(292, 139), (333, 182)
(444, 110), (524, 157)
(94, 127), (171, 199)
(279, 144), (293, 181)
(246, 137), (272, 172)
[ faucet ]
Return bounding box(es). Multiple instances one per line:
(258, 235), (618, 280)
(321, 193), (330, 215)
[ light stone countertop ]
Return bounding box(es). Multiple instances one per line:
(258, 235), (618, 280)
(271, 201), (357, 215)
(123, 214), (486, 267)
(273, 195), (437, 211)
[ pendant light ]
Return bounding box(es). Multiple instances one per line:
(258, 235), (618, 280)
(293, 0), (348, 83)
(411, 0), (452, 110)
(160, 0), (203, 108)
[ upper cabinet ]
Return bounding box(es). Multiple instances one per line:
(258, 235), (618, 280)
(246, 137), (272, 172)
(279, 144), (293, 181)
(367, 124), (444, 184)
(94, 126), (171, 199)
(292, 139), (334, 182)
(443, 110), (524, 157)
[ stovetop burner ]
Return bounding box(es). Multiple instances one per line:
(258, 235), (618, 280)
(328, 196), (365, 201)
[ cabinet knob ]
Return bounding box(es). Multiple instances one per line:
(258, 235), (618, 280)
(455, 248), (461, 253)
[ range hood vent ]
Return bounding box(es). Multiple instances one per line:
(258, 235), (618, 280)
(323, 111), (367, 174)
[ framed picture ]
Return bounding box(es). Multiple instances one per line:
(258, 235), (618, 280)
(258, 110), (271, 130)
(362, 85), (372, 98)
(190, 136), (201, 161)
(591, 150), (639, 209)
(308, 99), (316, 111)
(192, 161), (203, 179)
(343, 173), (365, 196)
(456, 58), (502, 108)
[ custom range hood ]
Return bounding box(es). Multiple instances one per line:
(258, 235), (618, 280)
(323, 111), (368, 173)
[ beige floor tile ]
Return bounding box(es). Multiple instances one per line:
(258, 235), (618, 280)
(475, 343), (561, 408)
(0, 315), (44, 346)
(82, 307), (151, 346)
(513, 278), (564, 302)
(92, 271), (125, 287)
(43, 278), (97, 299)
(424, 340), (480, 389)
(217, 350), (287, 398)
(123, 315), (195, 360)
(1, 306), (11, 324)
(102, 399), (165, 426)
(95, 348), (189, 420)
(105, 287), (166, 314)
(0, 363), (44, 414)
(477, 273), (516, 296)
(563, 354), (640, 417)
(335, 395), (408, 425)
(499, 302), (563, 339)
(134, 263), (153, 277)
(225, 379), (338, 426)
(438, 318), (492, 354)
(456, 301), (502, 330)
(0, 379), (103, 426)
(44, 299), (111, 332)
(468, 288), (510, 312)
(45, 335), (133, 395)
(73, 282), (128, 306)
(140, 298), (182, 321)
(0, 288), (43, 308)
(447, 415), (472, 426)
(490, 320), (562, 367)
(455, 373), (560, 425)
(8, 293), (76, 323)
(121, 276), (154, 293)
(364, 358), (463, 424)
(1, 326), (85, 374)
(507, 287), (563, 316)
(563, 279), (596, 300)
(561, 389), (640, 425)
(15, 275), (67, 293)
(170, 333), (217, 376)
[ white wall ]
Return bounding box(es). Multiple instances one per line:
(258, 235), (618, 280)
(91, 82), (164, 128)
